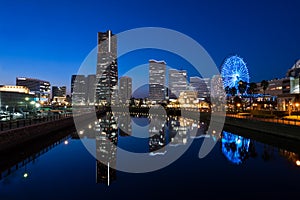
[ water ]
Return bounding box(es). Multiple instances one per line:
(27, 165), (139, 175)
(1, 114), (300, 199)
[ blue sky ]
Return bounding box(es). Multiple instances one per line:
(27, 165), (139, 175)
(0, 0), (299, 94)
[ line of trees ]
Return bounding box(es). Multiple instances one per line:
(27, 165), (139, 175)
(225, 80), (269, 112)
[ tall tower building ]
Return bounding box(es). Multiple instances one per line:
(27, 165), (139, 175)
(71, 75), (86, 105)
(96, 30), (118, 105)
(168, 69), (187, 99)
(86, 74), (96, 105)
(119, 76), (132, 104)
(149, 59), (166, 102)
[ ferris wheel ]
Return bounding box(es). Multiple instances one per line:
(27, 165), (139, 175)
(221, 55), (250, 89)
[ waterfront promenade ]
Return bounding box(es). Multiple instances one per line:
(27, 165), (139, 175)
(1, 106), (300, 153)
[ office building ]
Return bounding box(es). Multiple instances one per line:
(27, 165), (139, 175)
(71, 75), (86, 105)
(16, 77), (51, 103)
(119, 76), (132, 104)
(87, 74), (96, 105)
(52, 86), (66, 98)
(168, 69), (187, 99)
(149, 59), (166, 102)
(96, 30), (118, 105)
(189, 76), (210, 99)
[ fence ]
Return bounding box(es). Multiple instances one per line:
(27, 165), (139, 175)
(226, 113), (300, 126)
(0, 113), (73, 132)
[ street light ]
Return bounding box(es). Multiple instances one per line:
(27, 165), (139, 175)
(25, 97), (29, 109)
(237, 103), (241, 112)
(5, 105), (8, 113)
(296, 103), (299, 119)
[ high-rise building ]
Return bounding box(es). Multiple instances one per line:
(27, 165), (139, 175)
(16, 77), (51, 103)
(52, 86), (66, 98)
(168, 69), (187, 99)
(189, 76), (210, 99)
(96, 30), (118, 105)
(119, 76), (132, 104)
(86, 74), (96, 105)
(149, 59), (166, 102)
(71, 75), (86, 105)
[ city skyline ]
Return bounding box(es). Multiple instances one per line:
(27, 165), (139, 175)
(0, 0), (299, 92)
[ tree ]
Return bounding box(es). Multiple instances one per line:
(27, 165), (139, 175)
(229, 87), (237, 97)
(247, 82), (258, 110)
(238, 81), (248, 96)
(225, 86), (230, 95)
(261, 80), (269, 103)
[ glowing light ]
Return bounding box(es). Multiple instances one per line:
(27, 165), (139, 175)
(296, 160), (300, 166)
(221, 131), (250, 164)
(64, 140), (69, 145)
(221, 55), (249, 90)
(23, 173), (28, 178)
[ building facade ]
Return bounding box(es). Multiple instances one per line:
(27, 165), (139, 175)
(149, 59), (166, 102)
(0, 85), (35, 111)
(189, 76), (210, 99)
(71, 75), (87, 105)
(52, 86), (66, 98)
(168, 69), (187, 99)
(96, 30), (118, 105)
(16, 77), (51, 104)
(119, 76), (132, 104)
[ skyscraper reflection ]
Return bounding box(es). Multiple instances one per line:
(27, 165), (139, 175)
(149, 115), (166, 155)
(168, 116), (188, 146)
(115, 112), (132, 136)
(96, 112), (118, 185)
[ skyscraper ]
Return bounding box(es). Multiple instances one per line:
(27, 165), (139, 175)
(119, 76), (132, 104)
(168, 69), (187, 99)
(189, 76), (210, 99)
(86, 74), (96, 105)
(71, 75), (86, 105)
(149, 59), (166, 102)
(96, 30), (118, 105)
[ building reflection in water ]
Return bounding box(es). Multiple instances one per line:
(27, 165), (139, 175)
(168, 116), (188, 146)
(149, 115), (166, 155)
(77, 113), (212, 184)
(221, 131), (251, 164)
(115, 112), (132, 136)
(95, 112), (118, 185)
(279, 150), (300, 167)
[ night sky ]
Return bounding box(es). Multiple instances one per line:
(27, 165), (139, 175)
(0, 0), (299, 94)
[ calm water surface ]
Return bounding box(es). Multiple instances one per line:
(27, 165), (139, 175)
(1, 114), (300, 199)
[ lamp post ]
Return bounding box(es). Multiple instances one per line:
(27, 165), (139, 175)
(296, 103), (299, 119)
(5, 105), (8, 113)
(237, 103), (241, 113)
(25, 97), (29, 109)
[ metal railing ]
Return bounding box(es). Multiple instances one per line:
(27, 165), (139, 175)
(0, 113), (73, 132)
(226, 113), (300, 126)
